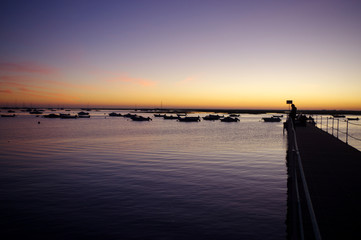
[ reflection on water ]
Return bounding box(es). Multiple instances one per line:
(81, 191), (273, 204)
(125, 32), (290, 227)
(0, 112), (287, 239)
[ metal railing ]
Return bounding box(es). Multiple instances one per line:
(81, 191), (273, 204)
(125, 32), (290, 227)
(315, 116), (361, 145)
(287, 118), (322, 240)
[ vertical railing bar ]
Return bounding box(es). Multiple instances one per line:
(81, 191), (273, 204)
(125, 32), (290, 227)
(326, 117), (328, 133)
(346, 120), (349, 144)
(337, 119), (339, 139)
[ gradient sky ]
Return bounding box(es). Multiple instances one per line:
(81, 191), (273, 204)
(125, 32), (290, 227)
(1, 0), (361, 110)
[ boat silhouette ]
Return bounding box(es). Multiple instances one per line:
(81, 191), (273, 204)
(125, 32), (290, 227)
(220, 117), (239, 122)
(178, 116), (200, 122)
(262, 117), (281, 122)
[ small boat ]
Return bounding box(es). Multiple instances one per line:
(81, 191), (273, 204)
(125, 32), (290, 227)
(229, 114), (240, 117)
(60, 114), (77, 119)
(347, 117), (359, 121)
(272, 115), (283, 118)
(1, 114), (16, 117)
(7, 110), (15, 113)
(43, 113), (60, 118)
(29, 110), (43, 114)
(178, 116), (200, 122)
(78, 115), (90, 118)
(262, 117), (281, 122)
(123, 113), (137, 118)
(163, 115), (179, 120)
(203, 114), (223, 120)
(109, 112), (122, 117)
(221, 117), (239, 122)
(154, 113), (166, 117)
(131, 115), (152, 121)
(78, 111), (89, 116)
(332, 114), (345, 118)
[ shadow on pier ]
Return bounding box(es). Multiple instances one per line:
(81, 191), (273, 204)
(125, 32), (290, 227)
(286, 118), (361, 240)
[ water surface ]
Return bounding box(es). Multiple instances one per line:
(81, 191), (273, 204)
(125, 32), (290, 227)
(0, 111), (287, 239)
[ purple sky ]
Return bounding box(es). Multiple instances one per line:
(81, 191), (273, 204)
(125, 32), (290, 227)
(1, 0), (361, 109)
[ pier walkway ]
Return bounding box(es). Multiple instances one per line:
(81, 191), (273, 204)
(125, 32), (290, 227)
(290, 123), (361, 239)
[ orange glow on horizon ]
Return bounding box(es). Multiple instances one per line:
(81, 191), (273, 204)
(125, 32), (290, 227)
(1, 62), (360, 111)
(1, 90), (360, 111)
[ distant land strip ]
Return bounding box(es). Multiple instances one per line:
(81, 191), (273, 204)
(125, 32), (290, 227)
(1, 107), (361, 115)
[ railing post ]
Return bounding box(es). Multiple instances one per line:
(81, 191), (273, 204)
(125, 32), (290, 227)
(332, 118), (334, 136)
(337, 119), (339, 139)
(326, 117), (328, 133)
(346, 120), (349, 145)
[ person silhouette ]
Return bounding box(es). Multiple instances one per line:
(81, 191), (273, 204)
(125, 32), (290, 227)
(290, 104), (297, 124)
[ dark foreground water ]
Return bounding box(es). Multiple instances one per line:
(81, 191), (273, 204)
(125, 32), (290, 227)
(0, 111), (287, 239)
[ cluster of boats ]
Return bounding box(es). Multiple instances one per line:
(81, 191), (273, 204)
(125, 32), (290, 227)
(0, 109), (289, 123)
(108, 112), (242, 122)
(1, 114), (16, 117)
(332, 115), (359, 121)
(0, 110), (287, 122)
(1, 109), (18, 117)
(153, 114), (240, 122)
(42, 112), (90, 119)
(0, 108), (85, 118)
(9, 109), (359, 124)
(108, 112), (152, 121)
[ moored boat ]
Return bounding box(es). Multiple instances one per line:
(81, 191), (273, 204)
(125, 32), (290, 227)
(1, 114), (16, 117)
(109, 112), (122, 117)
(347, 117), (359, 121)
(221, 117), (239, 122)
(123, 113), (137, 118)
(163, 115), (179, 120)
(60, 114), (78, 119)
(203, 114), (223, 120)
(78, 111), (89, 116)
(78, 115), (90, 118)
(262, 117), (281, 122)
(333, 114), (345, 118)
(131, 115), (152, 121)
(29, 110), (43, 114)
(178, 116), (200, 122)
(43, 113), (60, 118)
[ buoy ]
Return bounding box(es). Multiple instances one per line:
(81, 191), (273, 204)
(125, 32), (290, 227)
(38, 121), (40, 124)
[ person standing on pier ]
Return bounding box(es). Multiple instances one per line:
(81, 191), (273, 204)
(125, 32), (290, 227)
(290, 104), (297, 124)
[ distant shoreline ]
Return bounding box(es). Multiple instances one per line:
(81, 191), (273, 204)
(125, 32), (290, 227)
(1, 107), (361, 115)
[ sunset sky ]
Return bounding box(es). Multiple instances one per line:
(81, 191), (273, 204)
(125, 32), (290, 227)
(1, 0), (361, 110)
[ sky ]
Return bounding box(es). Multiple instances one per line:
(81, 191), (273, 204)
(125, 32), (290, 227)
(1, 0), (361, 110)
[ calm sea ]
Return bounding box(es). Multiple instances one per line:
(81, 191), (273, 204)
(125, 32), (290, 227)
(0, 110), (288, 239)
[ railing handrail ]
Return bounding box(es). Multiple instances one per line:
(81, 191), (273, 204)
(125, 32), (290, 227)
(316, 116), (361, 144)
(287, 118), (322, 240)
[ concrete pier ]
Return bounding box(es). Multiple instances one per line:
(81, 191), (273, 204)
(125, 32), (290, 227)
(288, 122), (361, 239)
